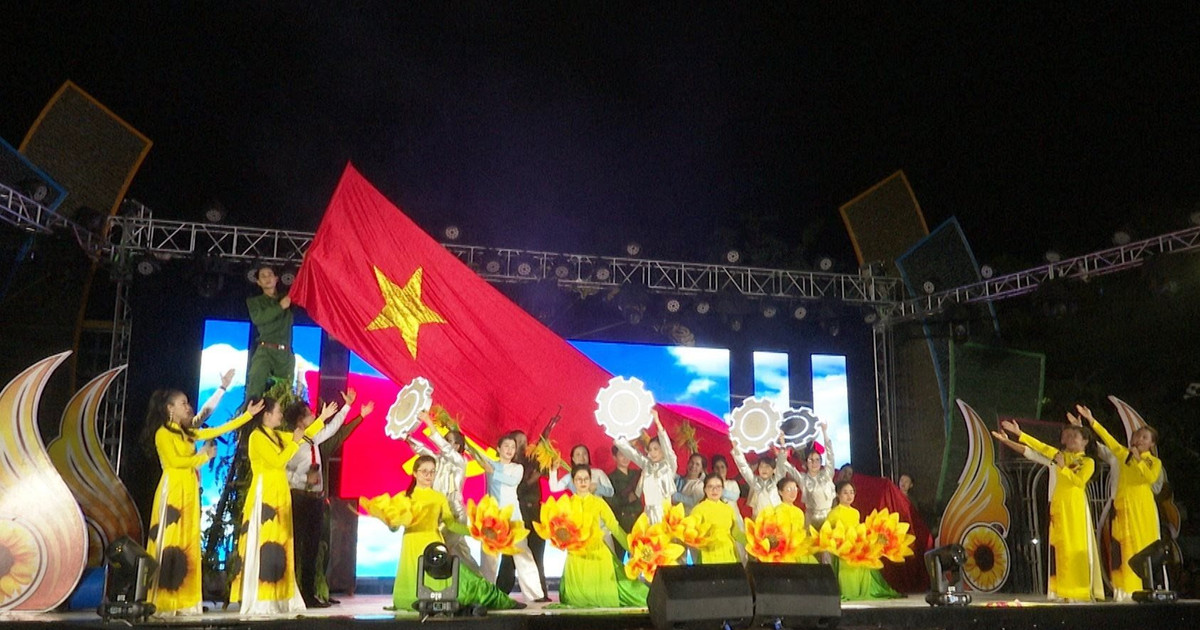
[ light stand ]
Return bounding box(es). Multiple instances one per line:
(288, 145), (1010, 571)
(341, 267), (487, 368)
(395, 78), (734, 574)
(1130, 539), (1178, 604)
(924, 543), (972, 606)
(98, 536), (158, 622)
(415, 542), (480, 617)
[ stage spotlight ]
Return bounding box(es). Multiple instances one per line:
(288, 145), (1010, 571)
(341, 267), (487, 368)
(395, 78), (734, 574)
(724, 249), (741, 264)
(1130, 539), (1178, 603)
(921, 280), (936, 294)
(553, 263), (571, 279)
(99, 536), (158, 621)
(594, 266), (612, 282)
(760, 302), (778, 319)
(980, 264), (995, 279)
(415, 542), (469, 617)
(862, 309), (878, 324)
(135, 258), (159, 276)
(626, 242), (642, 257)
(817, 256), (834, 272)
(1112, 229), (1132, 246)
(792, 305), (808, 320)
(280, 269), (297, 286)
(695, 299), (711, 315)
(665, 297), (682, 314)
(1044, 250), (1062, 263)
(202, 199), (226, 223)
(516, 261), (535, 277)
(924, 543), (972, 606)
(443, 225), (461, 241)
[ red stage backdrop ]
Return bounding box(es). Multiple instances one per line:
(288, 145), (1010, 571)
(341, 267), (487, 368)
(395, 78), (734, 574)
(292, 165), (730, 486)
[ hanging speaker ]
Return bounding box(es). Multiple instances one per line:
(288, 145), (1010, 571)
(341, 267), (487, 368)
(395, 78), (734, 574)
(648, 563), (753, 630)
(747, 562), (841, 628)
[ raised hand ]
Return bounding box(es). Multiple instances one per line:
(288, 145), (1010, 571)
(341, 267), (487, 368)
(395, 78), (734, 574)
(342, 388), (358, 406)
(1066, 412), (1082, 427)
(1000, 419), (1021, 436)
(361, 401), (375, 417)
(202, 442), (217, 458)
(246, 399), (266, 417)
(1075, 404), (1095, 424)
(219, 369), (235, 389)
(991, 429), (1007, 440)
(319, 400), (339, 420)
(280, 295), (292, 309)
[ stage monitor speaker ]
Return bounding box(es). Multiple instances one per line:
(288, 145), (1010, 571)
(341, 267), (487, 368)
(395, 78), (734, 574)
(648, 563), (753, 630)
(746, 562), (841, 628)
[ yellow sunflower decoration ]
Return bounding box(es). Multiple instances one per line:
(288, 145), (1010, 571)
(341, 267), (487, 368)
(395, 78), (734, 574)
(467, 495), (530, 556)
(863, 508), (916, 564)
(527, 436), (564, 474)
(533, 495), (593, 553)
(624, 513), (685, 582)
(0, 518), (44, 609)
(960, 524), (1010, 592)
(358, 493), (427, 531)
(743, 505), (812, 563)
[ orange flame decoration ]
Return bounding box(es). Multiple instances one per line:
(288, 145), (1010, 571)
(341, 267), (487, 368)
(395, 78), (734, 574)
(937, 400), (1011, 593)
(467, 495), (529, 556)
(624, 513), (685, 582)
(0, 352), (88, 612)
(46, 367), (142, 568)
(358, 493), (427, 530)
(743, 505), (813, 562)
(533, 495), (592, 553)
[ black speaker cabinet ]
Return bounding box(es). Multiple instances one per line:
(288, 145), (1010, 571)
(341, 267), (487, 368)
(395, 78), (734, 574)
(747, 562), (841, 628)
(648, 563), (754, 629)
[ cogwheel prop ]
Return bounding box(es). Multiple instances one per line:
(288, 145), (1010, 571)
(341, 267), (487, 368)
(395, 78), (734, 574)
(728, 397), (782, 454)
(594, 376), (656, 441)
(385, 376), (433, 439)
(780, 406), (820, 449)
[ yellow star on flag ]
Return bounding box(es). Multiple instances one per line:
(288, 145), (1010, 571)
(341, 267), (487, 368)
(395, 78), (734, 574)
(366, 266), (446, 359)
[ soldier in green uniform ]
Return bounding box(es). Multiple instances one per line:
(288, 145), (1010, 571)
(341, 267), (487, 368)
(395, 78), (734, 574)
(245, 265), (295, 399)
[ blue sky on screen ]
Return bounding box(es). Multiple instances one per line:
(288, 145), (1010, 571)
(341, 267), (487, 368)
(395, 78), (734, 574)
(569, 340), (732, 418)
(811, 354), (851, 465)
(752, 350), (790, 411)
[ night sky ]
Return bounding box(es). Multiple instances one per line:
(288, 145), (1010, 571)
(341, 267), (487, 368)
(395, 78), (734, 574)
(5, 3), (1200, 267)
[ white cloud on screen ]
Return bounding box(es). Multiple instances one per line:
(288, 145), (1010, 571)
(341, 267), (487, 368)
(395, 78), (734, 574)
(753, 351), (789, 409)
(668, 346), (729, 377)
(199, 344), (247, 390)
(683, 378), (716, 398)
(812, 372), (851, 463)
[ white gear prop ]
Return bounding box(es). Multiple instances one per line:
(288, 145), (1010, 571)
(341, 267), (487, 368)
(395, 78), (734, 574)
(385, 376), (433, 439)
(728, 397), (782, 453)
(594, 376), (656, 440)
(780, 406), (821, 449)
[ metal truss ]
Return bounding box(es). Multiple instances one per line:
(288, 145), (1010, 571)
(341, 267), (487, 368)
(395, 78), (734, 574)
(872, 324), (896, 479)
(885, 225), (1200, 322)
(107, 212), (906, 304)
(0, 181), (108, 257)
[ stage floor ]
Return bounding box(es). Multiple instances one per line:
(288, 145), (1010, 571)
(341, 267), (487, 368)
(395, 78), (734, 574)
(4, 592), (1198, 629)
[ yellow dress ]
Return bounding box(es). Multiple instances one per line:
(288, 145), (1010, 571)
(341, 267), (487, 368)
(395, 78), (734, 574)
(1091, 421), (1163, 599)
(230, 418), (325, 614)
(558, 494), (648, 607)
(690, 499), (745, 564)
(826, 504), (900, 600)
(1018, 432), (1104, 602)
(147, 411), (253, 615)
(777, 503), (818, 563)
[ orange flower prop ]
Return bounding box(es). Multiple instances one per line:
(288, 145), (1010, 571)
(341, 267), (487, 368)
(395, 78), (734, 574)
(662, 502), (687, 537)
(533, 495), (593, 553)
(863, 508), (916, 564)
(358, 493), (421, 530)
(743, 505), (811, 562)
(675, 513), (714, 549)
(811, 519), (854, 558)
(468, 495), (529, 556)
(624, 514), (685, 583)
(838, 524), (885, 569)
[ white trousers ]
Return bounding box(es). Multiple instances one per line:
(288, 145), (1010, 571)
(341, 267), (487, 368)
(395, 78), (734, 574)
(480, 538), (544, 601)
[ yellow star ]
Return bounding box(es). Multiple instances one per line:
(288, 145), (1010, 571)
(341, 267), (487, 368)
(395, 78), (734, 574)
(366, 266), (446, 359)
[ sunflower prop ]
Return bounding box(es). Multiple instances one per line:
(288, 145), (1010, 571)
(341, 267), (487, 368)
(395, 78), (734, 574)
(357, 493), (427, 531)
(863, 508), (916, 564)
(743, 505), (812, 563)
(467, 495), (530, 556)
(428, 404), (460, 431)
(811, 519), (855, 559)
(624, 514), (685, 583)
(527, 436), (564, 474)
(533, 495), (593, 553)
(838, 524), (885, 569)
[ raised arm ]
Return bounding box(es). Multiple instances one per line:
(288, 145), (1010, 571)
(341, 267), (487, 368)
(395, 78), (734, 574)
(156, 430), (210, 469)
(730, 448), (755, 483)
(465, 442), (497, 475)
(591, 467), (615, 498)
(194, 397), (263, 440)
(1076, 405), (1127, 459)
(251, 429), (301, 469)
(818, 420), (834, 474)
(194, 369), (235, 424)
(614, 438), (649, 470)
(1003, 419), (1059, 461)
(655, 411), (678, 472)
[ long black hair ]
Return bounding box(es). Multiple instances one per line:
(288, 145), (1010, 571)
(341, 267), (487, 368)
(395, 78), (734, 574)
(141, 388), (194, 457)
(406, 455), (437, 497)
(247, 397), (283, 450)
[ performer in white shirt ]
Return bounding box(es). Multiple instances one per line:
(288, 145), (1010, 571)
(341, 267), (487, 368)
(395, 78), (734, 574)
(406, 411), (480, 572)
(779, 419), (836, 529)
(731, 446), (788, 517)
(549, 443), (615, 498)
(613, 411), (677, 524)
(466, 433), (546, 602)
(283, 389), (355, 608)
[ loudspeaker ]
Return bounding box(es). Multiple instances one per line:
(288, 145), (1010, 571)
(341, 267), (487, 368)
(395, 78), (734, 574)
(648, 563), (753, 630)
(746, 563), (841, 628)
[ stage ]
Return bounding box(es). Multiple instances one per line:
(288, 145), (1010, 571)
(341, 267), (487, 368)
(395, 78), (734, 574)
(3, 592), (1197, 630)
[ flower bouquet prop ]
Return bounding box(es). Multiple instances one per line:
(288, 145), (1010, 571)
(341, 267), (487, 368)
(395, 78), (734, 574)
(467, 495), (530, 556)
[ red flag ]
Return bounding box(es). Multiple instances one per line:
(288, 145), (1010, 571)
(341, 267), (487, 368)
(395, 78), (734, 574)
(292, 165), (727, 474)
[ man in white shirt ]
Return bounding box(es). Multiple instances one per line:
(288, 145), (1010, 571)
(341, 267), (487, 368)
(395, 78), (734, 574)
(284, 389), (356, 608)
